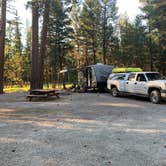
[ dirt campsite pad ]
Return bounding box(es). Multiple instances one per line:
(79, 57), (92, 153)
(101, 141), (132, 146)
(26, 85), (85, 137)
(0, 92), (166, 166)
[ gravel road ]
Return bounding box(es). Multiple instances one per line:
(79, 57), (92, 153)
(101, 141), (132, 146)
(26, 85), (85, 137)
(0, 92), (166, 166)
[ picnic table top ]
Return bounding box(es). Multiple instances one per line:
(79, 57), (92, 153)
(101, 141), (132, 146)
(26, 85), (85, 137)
(31, 89), (56, 93)
(30, 89), (58, 95)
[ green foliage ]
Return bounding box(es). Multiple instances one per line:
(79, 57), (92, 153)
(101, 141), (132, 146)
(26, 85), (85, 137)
(118, 15), (148, 68)
(79, 0), (102, 64)
(99, 0), (119, 64)
(71, 0), (119, 66)
(45, 0), (74, 85)
(141, 0), (166, 74)
(4, 13), (24, 86)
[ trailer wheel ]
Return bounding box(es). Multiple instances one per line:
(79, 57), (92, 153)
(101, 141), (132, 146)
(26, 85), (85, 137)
(111, 87), (119, 97)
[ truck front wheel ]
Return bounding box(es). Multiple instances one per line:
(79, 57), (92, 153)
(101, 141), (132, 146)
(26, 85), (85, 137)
(111, 87), (119, 97)
(149, 90), (161, 104)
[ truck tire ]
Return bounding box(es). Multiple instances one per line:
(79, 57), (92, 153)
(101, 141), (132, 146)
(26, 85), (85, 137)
(111, 87), (119, 97)
(149, 90), (161, 104)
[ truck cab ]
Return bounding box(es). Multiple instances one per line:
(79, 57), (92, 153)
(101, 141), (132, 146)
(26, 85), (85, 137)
(124, 72), (148, 94)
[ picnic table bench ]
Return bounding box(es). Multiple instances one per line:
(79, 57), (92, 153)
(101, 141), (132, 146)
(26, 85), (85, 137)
(27, 89), (60, 101)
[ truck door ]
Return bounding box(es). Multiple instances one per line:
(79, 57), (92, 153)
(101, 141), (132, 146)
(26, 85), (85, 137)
(134, 74), (147, 95)
(125, 73), (136, 93)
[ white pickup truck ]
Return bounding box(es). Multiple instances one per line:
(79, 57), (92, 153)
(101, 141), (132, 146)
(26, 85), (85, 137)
(107, 72), (166, 104)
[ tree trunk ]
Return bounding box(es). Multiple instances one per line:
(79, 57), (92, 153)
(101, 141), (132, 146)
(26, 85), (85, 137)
(103, 6), (107, 64)
(92, 40), (96, 64)
(92, 24), (96, 64)
(85, 42), (88, 66)
(30, 1), (39, 90)
(0, 0), (7, 94)
(39, 0), (50, 89)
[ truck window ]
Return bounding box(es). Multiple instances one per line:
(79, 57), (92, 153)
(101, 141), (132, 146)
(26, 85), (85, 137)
(136, 74), (146, 82)
(128, 73), (136, 81)
(109, 73), (125, 80)
(145, 73), (161, 81)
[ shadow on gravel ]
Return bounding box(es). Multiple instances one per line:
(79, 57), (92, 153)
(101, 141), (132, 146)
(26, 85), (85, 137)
(119, 95), (166, 105)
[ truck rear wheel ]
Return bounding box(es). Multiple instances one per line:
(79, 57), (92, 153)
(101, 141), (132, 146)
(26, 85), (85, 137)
(149, 90), (161, 104)
(111, 87), (119, 97)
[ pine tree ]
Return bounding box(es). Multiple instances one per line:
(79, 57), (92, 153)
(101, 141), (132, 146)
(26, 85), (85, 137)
(99, 0), (118, 64)
(71, 0), (82, 67)
(4, 12), (23, 86)
(141, 0), (166, 74)
(118, 15), (148, 69)
(79, 0), (102, 64)
(47, 0), (74, 86)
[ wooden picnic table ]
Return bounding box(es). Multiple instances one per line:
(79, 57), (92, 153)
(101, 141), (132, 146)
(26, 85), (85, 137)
(27, 89), (60, 101)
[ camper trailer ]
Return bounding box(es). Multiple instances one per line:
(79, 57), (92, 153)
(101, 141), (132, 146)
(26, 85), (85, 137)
(59, 64), (114, 92)
(80, 64), (114, 91)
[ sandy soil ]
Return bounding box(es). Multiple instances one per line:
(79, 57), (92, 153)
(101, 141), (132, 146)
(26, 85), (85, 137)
(0, 92), (166, 166)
